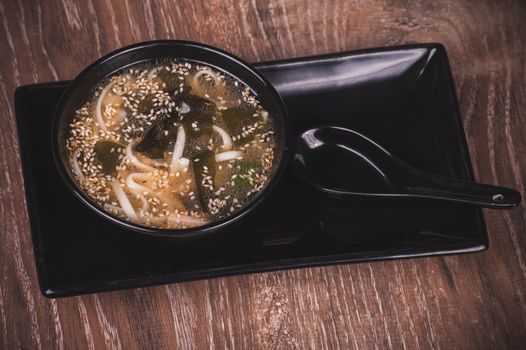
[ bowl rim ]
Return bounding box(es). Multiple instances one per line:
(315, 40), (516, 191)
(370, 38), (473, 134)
(51, 39), (290, 239)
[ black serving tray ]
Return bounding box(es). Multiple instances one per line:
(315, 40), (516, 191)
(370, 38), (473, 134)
(14, 43), (487, 298)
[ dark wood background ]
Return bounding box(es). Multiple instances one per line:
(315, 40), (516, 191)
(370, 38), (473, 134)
(1, 0), (526, 348)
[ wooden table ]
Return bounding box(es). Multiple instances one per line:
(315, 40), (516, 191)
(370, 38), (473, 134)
(1, 0), (525, 348)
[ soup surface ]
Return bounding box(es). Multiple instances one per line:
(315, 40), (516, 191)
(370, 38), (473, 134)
(66, 59), (277, 229)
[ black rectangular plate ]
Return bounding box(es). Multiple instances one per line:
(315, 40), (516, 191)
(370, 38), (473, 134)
(14, 44), (487, 298)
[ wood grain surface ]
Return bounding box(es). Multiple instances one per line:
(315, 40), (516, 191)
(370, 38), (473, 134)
(1, 0), (526, 348)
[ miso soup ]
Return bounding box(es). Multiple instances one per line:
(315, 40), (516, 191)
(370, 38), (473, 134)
(66, 59), (278, 229)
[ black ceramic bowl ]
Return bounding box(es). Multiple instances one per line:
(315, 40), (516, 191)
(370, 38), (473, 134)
(51, 40), (289, 239)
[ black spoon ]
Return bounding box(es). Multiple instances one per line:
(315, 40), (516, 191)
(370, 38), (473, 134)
(293, 126), (521, 209)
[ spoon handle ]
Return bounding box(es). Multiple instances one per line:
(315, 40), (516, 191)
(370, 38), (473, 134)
(404, 172), (521, 209)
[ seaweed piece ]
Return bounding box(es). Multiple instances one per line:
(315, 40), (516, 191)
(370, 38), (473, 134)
(137, 95), (155, 114)
(135, 115), (179, 159)
(177, 94), (217, 154)
(220, 106), (263, 144)
(156, 69), (191, 95)
(176, 94), (216, 119)
(93, 140), (124, 175)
